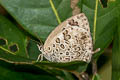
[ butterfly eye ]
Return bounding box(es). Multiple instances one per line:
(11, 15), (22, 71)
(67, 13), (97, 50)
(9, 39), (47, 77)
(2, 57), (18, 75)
(56, 38), (60, 43)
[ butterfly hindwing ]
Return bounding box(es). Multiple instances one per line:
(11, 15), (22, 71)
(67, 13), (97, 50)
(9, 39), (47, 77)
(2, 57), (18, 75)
(44, 25), (93, 62)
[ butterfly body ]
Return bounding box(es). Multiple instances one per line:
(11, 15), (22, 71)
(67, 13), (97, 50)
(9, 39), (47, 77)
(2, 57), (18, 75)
(38, 13), (100, 63)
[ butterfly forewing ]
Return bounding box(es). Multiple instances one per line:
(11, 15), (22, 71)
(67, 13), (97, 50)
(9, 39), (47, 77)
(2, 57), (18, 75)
(44, 13), (90, 49)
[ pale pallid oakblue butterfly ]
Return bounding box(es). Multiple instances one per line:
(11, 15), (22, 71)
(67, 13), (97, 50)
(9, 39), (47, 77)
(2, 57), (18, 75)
(37, 13), (100, 63)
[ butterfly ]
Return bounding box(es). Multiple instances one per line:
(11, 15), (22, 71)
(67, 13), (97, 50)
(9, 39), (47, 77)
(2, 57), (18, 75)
(37, 13), (100, 63)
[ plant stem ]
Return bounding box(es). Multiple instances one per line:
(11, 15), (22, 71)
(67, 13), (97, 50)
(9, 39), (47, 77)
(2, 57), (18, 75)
(93, 0), (99, 44)
(49, 0), (61, 24)
(92, 60), (97, 75)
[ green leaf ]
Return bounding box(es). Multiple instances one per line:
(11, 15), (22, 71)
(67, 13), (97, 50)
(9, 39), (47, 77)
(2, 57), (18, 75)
(27, 39), (40, 60)
(34, 61), (88, 72)
(0, 0), (72, 41)
(81, 0), (117, 59)
(0, 14), (87, 73)
(99, 0), (108, 8)
(0, 0), (87, 73)
(0, 15), (28, 58)
(62, 71), (75, 80)
(0, 60), (58, 80)
(0, 15), (40, 62)
(0, 0), (116, 59)
(112, 1), (120, 79)
(0, 48), (33, 63)
(0, 0), (118, 76)
(92, 73), (101, 80)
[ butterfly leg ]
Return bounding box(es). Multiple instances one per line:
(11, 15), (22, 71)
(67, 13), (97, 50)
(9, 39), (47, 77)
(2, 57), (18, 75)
(37, 44), (44, 52)
(36, 44), (44, 62)
(36, 54), (43, 62)
(92, 48), (100, 54)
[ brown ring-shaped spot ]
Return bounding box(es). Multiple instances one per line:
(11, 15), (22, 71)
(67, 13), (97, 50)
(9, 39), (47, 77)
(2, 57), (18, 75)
(84, 18), (87, 21)
(71, 56), (73, 58)
(74, 21), (78, 26)
(64, 30), (68, 34)
(80, 14), (84, 17)
(0, 37), (7, 46)
(71, 27), (73, 30)
(60, 57), (62, 60)
(87, 29), (89, 31)
(53, 44), (55, 47)
(8, 43), (19, 53)
(81, 35), (87, 40)
(62, 28), (65, 31)
(66, 52), (69, 55)
(60, 53), (63, 55)
(56, 48), (59, 52)
(48, 47), (51, 51)
(75, 47), (81, 51)
(68, 48), (70, 51)
(77, 16), (80, 19)
(86, 23), (88, 25)
(53, 50), (55, 53)
(68, 19), (74, 25)
(77, 52), (81, 57)
(64, 35), (71, 40)
(82, 25), (85, 27)
(60, 44), (65, 49)
(56, 38), (60, 43)
(89, 47), (92, 50)
(85, 32), (87, 34)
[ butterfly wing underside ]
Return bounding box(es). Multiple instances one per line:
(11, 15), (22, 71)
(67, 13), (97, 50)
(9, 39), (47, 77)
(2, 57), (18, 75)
(43, 13), (93, 62)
